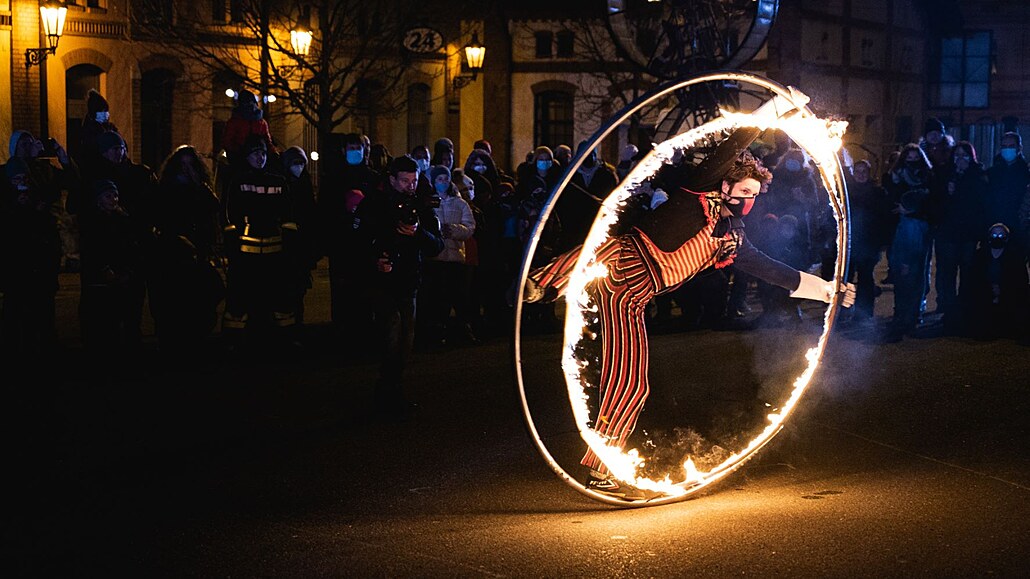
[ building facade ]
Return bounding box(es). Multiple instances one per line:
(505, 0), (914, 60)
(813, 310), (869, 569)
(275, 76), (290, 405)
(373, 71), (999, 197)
(3, 1), (1028, 178)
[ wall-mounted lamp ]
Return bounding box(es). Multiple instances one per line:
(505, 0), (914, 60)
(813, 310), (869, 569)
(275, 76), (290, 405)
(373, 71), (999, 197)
(453, 33), (485, 90)
(26, 0), (67, 68)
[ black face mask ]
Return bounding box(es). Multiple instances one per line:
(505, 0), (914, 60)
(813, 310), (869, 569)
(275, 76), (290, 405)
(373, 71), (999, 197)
(724, 196), (754, 218)
(989, 236), (1008, 249)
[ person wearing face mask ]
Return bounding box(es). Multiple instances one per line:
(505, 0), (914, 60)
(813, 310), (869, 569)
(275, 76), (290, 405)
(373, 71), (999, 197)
(319, 133), (382, 338)
(521, 135), (855, 498)
(932, 141), (988, 333)
(462, 149), (499, 203)
(516, 146), (563, 266)
(75, 89), (120, 170)
(0, 159), (62, 360)
(882, 143), (935, 342)
(919, 117), (955, 171)
(411, 144), (436, 199)
(987, 132), (1030, 253)
(416, 165), (477, 348)
(517, 146), (562, 200)
(960, 223), (1029, 340)
(280, 146), (320, 331)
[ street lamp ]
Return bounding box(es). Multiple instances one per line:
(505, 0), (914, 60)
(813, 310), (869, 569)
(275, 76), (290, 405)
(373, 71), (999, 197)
(453, 33), (485, 90)
(277, 8), (312, 78)
(26, 0), (67, 68)
(26, 0), (67, 140)
(290, 24), (312, 57)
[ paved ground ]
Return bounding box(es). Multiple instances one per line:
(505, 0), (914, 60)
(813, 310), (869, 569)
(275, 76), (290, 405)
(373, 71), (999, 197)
(7, 260), (1030, 576)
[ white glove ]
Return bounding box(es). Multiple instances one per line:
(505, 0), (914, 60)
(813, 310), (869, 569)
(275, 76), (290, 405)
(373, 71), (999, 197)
(790, 272), (856, 307)
(790, 272), (835, 303)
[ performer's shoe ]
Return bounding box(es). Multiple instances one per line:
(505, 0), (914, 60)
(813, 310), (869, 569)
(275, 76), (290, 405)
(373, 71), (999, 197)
(585, 471), (663, 501)
(520, 278), (559, 304)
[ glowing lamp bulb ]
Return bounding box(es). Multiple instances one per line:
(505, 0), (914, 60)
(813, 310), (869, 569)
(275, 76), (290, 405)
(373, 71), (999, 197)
(309, 151), (319, 161)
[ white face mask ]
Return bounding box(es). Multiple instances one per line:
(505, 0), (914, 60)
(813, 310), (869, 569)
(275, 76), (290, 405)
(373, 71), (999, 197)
(95, 111), (110, 123)
(289, 164), (304, 178)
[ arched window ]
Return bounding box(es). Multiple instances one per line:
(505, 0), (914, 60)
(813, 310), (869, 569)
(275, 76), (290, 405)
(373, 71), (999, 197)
(407, 83), (430, 152)
(534, 90), (574, 150)
(141, 68), (176, 170)
(65, 64), (103, 161)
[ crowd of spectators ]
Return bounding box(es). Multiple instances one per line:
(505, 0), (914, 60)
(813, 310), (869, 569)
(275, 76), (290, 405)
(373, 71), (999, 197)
(2, 93), (1028, 407)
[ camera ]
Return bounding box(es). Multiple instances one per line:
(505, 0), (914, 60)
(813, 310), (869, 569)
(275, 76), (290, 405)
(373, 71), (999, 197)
(40, 137), (59, 158)
(394, 193), (441, 226)
(394, 199), (420, 226)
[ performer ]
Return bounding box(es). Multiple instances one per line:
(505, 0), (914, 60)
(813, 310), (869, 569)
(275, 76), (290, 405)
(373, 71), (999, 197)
(524, 132), (854, 499)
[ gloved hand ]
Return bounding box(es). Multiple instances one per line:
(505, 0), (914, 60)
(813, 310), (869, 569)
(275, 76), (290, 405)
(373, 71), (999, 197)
(839, 282), (856, 308)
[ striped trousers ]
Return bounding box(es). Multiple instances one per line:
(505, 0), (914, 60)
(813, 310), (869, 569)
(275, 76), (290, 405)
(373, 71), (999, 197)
(529, 236), (663, 473)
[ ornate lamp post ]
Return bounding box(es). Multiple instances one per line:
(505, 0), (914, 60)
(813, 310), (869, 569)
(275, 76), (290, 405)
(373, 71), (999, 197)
(453, 33), (485, 90)
(25, 0), (67, 139)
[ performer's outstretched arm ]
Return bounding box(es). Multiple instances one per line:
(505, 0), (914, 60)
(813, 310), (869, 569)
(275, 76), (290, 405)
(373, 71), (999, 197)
(733, 237), (853, 305)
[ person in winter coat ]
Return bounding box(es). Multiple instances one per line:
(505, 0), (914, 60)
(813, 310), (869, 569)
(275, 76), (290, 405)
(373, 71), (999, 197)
(149, 145), (224, 355)
(220, 135), (298, 351)
(78, 179), (152, 366)
(883, 144), (935, 342)
(0, 159), (62, 359)
(932, 141), (988, 331)
(417, 165), (476, 348)
(357, 155), (443, 417)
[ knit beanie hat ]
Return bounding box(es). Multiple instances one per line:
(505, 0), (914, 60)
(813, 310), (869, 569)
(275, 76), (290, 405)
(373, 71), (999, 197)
(92, 179), (118, 198)
(237, 89), (258, 105)
(924, 117), (945, 136)
(429, 165), (451, 182)
(242, 134), (268, 155)
(97, 131), (125, 153)
(87, 89), (110, 114)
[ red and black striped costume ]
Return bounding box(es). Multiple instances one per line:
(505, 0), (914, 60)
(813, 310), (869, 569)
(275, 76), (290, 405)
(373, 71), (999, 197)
(529, 190), (801, 472)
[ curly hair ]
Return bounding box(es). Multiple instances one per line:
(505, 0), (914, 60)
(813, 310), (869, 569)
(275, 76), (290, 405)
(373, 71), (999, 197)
(159, 145), (212, 188)
(723, 150), (773, 186)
